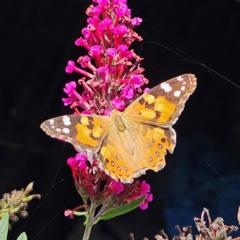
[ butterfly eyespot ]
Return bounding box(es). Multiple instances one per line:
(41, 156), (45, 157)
(148, 157), (153, 162)
(111, 161), (115, 166)
(124, 167), (128, 171)
(117, 166), (121, 171)
(155, 152), (159, 157)
(161, 138), (166, 143)
(158, 144), (162, 149)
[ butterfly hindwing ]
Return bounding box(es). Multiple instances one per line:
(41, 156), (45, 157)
(124, 74), (197, 127)
(40, 114), (110, 155)
(97, 120), (176, 183)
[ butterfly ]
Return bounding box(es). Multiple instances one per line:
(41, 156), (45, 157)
(41, 74), (197, 183)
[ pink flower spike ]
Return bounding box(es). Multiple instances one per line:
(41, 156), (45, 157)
(130, 17), (142, 26)
(67, 157), (78, 168)
(62, 96), (76, 106)
(102, 18), (112, 27)
(63, 81), (76, 96)
(78, 55), (91, 68)
(65, 61), (76, 73)
(146, 193), (153, 202)
(139, 194), (153, 210)
(106, 48), (117, 58)
(75, 154), (88, 170)
(109, 180), (124, 195)
(116, 7), (124, 17)
(140, 180), (150, 194)
(75, 37), (91, 50)
(143, 87), (150, 93)
(65, 61), (94, 78)
(121, 85), (134, 100)
(93, 0), (109, 7)
(82, 27), (91, 39)
(139, 202), (148, 210)
(118, 44), (132, 59)
(104, 108), (112, 116)
(90, 45), (103, 57)
(130, 74), (143, 88)
(92, 5), (101, 15)
(112, 97), (124, 110)
(75, 153), (87, 162)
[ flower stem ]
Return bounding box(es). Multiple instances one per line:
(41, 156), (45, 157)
(82, 224), (93, 240)
(82, 203), (96, 240)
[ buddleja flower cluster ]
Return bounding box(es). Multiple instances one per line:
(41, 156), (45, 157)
(63, 0), (148, 115)
(63, 0), (152, 226)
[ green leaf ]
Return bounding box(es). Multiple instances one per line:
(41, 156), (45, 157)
(96, 196), (145, 223)
(0, 214), (9, 240)
(17, 232), (28, 240)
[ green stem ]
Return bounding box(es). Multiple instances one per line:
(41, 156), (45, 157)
(82, 203), (96, 240)
(82, 224), (93, 240)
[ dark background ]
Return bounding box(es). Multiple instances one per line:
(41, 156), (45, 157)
(1, 0), (240, 239)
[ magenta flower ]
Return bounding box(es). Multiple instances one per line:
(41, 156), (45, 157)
(121, 85), (134, 99)
(112, 97), (125, 110)
(63, 81), (76, 96)
(61, 0), (146, 115)
(108, 180), (124, 195)
(139, 193), (153, 210)
(59, 1), (152, 237)
(66, 153), (152, 210)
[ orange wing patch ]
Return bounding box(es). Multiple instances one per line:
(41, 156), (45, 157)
(140, 126), (176, 172)
(125, 74), (196, 127)
(99, 141), (135, 183)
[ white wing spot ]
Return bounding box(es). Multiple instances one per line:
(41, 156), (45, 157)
(177, 76), (183, 81)
(181, 86), (186, 91)
(183, 81), (186, 85)
(117, 166), (121, 171)
(62, 115), (71, 126)
(56, 128), (61, 132)
(51, 125), (55, 129)
(62, 128), (70, 134)
(49, 119), (54, 125)
(160, 82), (172, 92)
(174, 90), (181, 97)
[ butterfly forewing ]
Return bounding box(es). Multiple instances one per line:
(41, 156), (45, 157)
(40, 114), (110, 155)
(124, 74), (197, 127)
